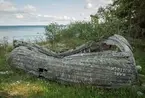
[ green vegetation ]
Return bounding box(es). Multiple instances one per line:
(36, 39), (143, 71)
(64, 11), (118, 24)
(0, 44), (145, 98)
(0, 0), (145, 97)
(44, 0), (145, 49)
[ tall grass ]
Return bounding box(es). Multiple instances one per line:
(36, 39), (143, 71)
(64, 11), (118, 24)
(0, 35), (145, 98)
(0, 22), (145, 97)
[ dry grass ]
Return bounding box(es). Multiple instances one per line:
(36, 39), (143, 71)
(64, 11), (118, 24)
(2, 81), (44, 97)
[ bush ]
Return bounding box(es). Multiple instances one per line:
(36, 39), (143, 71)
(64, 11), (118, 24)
(45, 21), (116, 50)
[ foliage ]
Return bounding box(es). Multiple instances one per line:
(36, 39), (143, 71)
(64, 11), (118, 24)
(45, 22), (90, 49)
(91, 6), (129, 38)
(45, 23), (61, 40)
(91, 0), (145, 38)
(45, 0), (145, 48)
(44, 21), (117, 49)
(1, 0), (145, 97)
(56, 21), (96, 41)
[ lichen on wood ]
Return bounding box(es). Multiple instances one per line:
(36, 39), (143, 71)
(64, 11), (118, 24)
(7, 34), (138, 88)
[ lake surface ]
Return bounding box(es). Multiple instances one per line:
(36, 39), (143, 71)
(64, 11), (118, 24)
(0, 25), (46, 43)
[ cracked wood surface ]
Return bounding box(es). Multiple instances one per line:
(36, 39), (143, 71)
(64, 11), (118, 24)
(7, 34), (138, 88)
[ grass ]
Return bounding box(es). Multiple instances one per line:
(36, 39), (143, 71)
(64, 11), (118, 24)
(0, 43), (145, 98)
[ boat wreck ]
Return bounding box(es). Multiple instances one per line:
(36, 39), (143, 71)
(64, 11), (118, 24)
(7, 34), (138, 88)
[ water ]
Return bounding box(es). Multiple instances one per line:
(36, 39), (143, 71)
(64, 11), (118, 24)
(0, 25), (46, 43)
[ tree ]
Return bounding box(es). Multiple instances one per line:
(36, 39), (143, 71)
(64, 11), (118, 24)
(90, 0), (145, 38)
(112, 0), (145, 38)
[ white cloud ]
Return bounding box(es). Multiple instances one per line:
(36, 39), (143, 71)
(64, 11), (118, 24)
(43, 15), (53, 18)
(63, 16), (70, 20)
(24, 5), (36, 12)
(72, 17), (76, 21)
(43, 15), (75, 21)
(37, 14), (42, 17)
(16, 14), (24, 19)
(0, 1), (38, 22)
(0, 1), (37, 19)
(0, 0), (112, 25)
(84, 3), (93, 9)
(84, 0), (112, 10)
(0, 0), (17, 12)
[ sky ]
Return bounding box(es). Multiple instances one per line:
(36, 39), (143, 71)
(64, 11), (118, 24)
(0, 0), (112, 25)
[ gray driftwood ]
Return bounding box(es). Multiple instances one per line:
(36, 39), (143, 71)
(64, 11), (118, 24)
(8, 34), (138, 88)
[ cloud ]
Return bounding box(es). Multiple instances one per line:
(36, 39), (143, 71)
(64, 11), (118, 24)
(0, 0), (17, 12)
(0, 0), (112, 25)
(43, 15), (76, 21)
(84, 3), (93, 9)
(0, 0), (36, 14)
(16, 14), (24, 19)
(0, 0), (90, 25)
(24, 5), (36, 12)
(63, 16), (70, 20)
(37, 14), (42, 17)
(72, 17), (76, 21)
(0, 0), (38, 23)
(43, 15), (52, 18)
(84, 0), (112, 10)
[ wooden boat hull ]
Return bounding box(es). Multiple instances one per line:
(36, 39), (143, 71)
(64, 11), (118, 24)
(7, 34), (138, 88)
